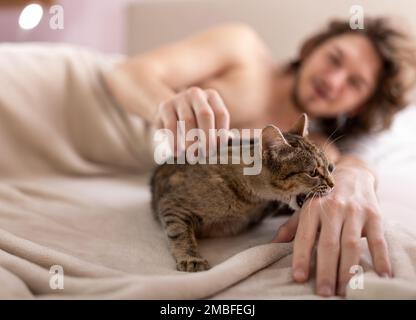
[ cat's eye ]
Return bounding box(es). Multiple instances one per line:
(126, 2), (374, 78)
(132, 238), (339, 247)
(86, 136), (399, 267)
(310, 169), (318, 177)
(328, 164), (334, 173)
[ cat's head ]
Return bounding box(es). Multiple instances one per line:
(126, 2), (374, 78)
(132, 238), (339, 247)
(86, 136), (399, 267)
(260, 114), (335, 210)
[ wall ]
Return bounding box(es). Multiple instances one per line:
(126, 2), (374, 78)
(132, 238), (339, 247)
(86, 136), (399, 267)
(1, 0), (416, 57)
(126, 0), (416, 60)
(0, 0), (138, 53)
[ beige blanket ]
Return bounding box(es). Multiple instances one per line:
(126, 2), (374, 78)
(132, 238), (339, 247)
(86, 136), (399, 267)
(0, 44), (415, 299)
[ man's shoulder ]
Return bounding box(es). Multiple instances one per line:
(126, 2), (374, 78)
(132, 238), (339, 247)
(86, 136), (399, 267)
(204, 23), (274, 64)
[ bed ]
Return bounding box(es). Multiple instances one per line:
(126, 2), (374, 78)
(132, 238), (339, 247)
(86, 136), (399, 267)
(0, 0), (416, 299)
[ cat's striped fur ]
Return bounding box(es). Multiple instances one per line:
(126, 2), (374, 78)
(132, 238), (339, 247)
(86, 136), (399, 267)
(150, 114), (334, 272)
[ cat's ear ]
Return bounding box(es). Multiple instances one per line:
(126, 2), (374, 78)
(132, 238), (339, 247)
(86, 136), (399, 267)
(289, 113), (309, 137)
(261, 124), (290, 150)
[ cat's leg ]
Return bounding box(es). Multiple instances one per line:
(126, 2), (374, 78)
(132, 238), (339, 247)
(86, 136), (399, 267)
(159, 210), (210, 272)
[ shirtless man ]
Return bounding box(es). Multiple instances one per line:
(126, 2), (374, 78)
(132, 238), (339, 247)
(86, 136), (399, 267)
(104, 18), (416, 296)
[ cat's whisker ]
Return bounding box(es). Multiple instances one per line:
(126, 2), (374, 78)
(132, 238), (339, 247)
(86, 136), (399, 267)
(304, 189), (315, 201)
(340, 139), (373, 153)
(318, 197), (329, 221)
(323, 134), (346, 152)
(333, 163), (365, 171)
(306, 192), (318, 220)
(300, 190), (314, 215)
(320, 193), (333, 222)
(322, 124), (343, 151)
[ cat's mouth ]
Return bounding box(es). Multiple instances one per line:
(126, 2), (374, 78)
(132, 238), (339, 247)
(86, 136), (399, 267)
(296, 193), (308, 208)
(296, 188), (332, 208)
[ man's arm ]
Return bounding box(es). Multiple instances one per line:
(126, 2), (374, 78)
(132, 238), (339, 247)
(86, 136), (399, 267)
(103, 23), (267, 125)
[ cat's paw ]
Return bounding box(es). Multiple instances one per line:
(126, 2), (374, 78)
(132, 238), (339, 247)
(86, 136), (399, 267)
(176, 256), (210, 272)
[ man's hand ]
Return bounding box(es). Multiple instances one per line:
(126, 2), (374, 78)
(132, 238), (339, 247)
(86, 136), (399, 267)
(272, 157), (393, 297)
(155, 87), (231, 156)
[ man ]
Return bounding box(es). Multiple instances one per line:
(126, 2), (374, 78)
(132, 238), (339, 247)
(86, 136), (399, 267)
(104, 17), (416, 296)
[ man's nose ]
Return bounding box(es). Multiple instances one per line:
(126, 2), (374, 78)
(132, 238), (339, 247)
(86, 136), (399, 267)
(327, 70), (347, 98)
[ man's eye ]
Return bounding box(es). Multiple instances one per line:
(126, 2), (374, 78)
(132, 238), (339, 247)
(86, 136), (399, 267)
(328, 53), (341, 67)
(348, 77), (362, 91)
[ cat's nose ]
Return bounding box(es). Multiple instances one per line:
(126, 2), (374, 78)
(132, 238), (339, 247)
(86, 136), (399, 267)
(327, 178), (335, 189)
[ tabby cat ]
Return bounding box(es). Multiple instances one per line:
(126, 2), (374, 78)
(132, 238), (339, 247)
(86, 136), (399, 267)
(150, 114), (334, 272)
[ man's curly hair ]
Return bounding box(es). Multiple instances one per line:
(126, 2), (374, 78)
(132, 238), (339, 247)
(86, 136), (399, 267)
(289, 17), (416, 138)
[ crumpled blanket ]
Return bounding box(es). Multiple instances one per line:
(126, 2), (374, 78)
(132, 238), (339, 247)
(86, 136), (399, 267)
(0, 44), (415, 299)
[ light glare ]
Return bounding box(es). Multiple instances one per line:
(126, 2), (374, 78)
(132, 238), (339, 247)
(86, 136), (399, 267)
(18, 4), (44, 30)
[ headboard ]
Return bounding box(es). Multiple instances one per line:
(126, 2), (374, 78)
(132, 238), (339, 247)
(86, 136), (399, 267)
(126, 0), (416, 61)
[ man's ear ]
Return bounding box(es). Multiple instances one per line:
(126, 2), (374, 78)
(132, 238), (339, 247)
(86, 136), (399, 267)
(289, 113), (309, 137)
(261, 124), (290, 151)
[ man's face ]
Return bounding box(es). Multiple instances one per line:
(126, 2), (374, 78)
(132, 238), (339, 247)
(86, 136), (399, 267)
(294, 34), (382, 118)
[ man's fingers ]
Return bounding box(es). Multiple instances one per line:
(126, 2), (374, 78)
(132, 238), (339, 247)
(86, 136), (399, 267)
(337, 216), (363, 296)
(316, 208), (343, 297)
(292, 202), (320, 282)
(206, 89), (230, 130)
(161, 87), (231, 158)
(206, 89), (231, 147)
(159, 102), (179, 157)
(176, 101), (197, 151)
(189, 88), (216, 156)
(156, 118), (164, 130)
(272, 211), (300, 243)
(364, 214), (392, 277)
